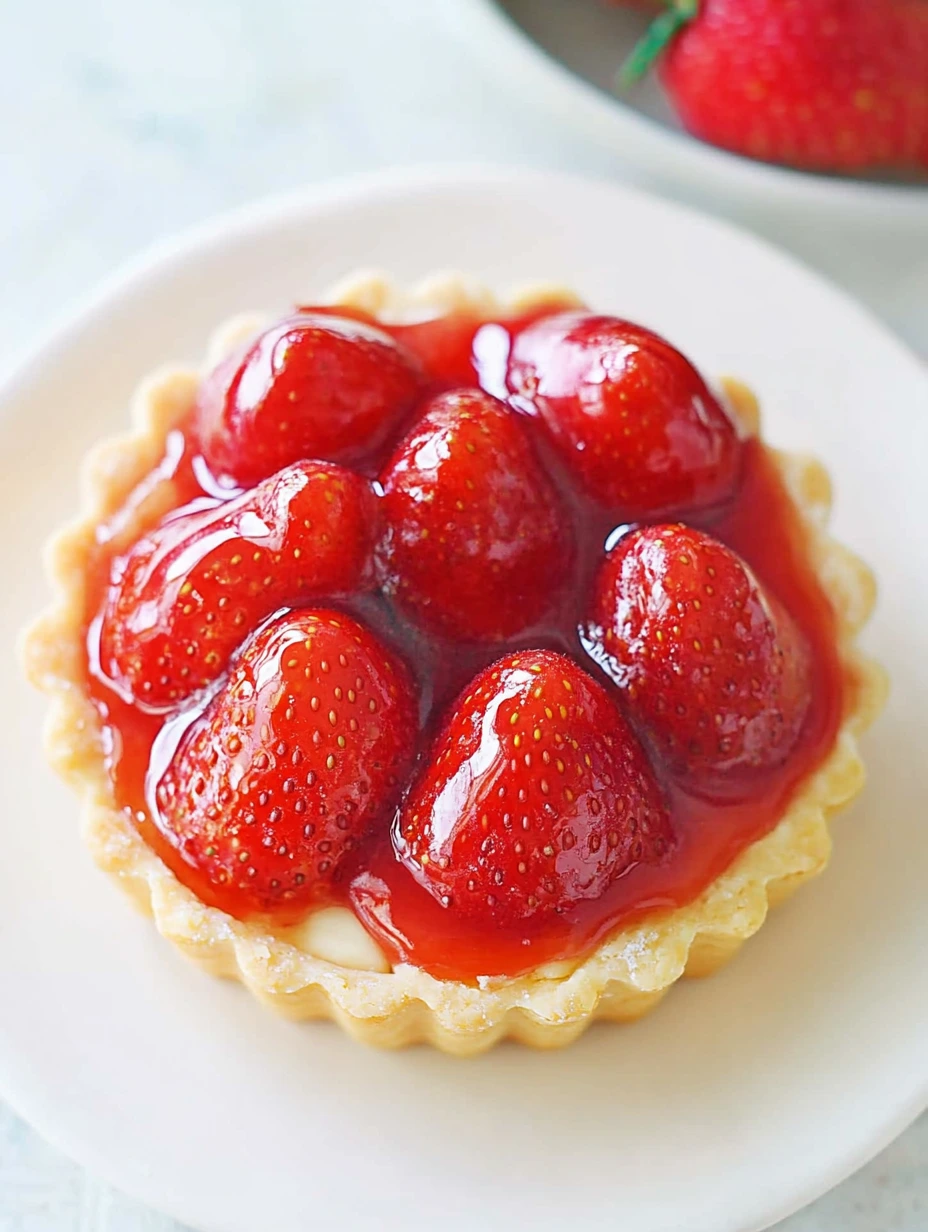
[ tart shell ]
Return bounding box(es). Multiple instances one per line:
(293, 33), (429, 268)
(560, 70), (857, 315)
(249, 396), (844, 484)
(22, 272), (888, 1055)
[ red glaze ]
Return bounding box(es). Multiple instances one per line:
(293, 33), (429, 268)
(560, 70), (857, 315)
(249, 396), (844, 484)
(395, 650), (672, 929)
(155, 609), (417, 919)
(84, 302), (847, 982)
(99, 461), (379, 708)
(506, 312), (743, 520)
(589, 523), (811, 797)
(196, 313), (424, 485)
(378, 388), (570, 642)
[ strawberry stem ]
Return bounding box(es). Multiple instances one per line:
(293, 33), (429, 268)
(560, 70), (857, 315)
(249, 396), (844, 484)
(618, 0), (699, 87)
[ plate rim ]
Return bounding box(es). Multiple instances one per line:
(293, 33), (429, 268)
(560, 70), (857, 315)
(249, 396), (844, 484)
(1, 163), (926, 1232)
(2, 163), (925, 402)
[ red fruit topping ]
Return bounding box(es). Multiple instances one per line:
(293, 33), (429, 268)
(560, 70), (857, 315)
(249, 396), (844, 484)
(395, 649), (671, 928)
(378, 388), (570, 642)
(154, 610), (417, 920)
(81, 304), (848, 984)
(507, 311), (741, 520)
(196, 313), (424, 486)
(590, 523), (811, 795)
(100, 462), (378, 708)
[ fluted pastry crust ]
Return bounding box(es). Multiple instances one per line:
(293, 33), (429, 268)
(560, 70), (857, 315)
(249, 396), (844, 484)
(22, 272), (887, 1055)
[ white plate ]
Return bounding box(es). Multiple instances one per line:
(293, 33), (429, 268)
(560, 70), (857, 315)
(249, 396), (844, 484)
(1, 166), (926, 1232)
(450, 0), (928, 230)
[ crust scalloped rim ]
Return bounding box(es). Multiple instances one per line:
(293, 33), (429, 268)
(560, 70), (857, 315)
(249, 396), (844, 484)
(22, 270), (888, 1055)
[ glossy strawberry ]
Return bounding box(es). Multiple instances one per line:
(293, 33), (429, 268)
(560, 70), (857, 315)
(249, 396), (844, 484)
(590, 523), (811, 794)
(99, 461), (378, 708)
(625, 0), (928, 174)
(377, 388), (570, 641)
(395, 650), (671, 928)
(155, 610), (417, 920)
(507, 312), (741, 520)
(196, 312), (424, 486)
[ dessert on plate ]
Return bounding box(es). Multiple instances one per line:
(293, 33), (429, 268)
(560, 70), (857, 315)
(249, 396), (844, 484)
(23, 271), (886, 1054)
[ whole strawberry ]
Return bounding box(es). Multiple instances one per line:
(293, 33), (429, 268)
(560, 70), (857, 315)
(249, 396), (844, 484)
(155, 609), (417, 920)
(395, 649), (671, 928)
(197, 312), (424, 486)
(589, 523), (811, 795)
(507, 312), (741, 520)
(378, 388), (571, 641)
(100, 461), (378, 707)
(624, 0), (928, 174)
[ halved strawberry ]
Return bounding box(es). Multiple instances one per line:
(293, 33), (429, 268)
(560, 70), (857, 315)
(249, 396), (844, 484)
(197, 312), (424, 486)
(506, 311), (742, 520)
(99, 461), (378, 708)
(589, 523), (811, 794)
(394, 649), (671, 928)
(154, 609), (417, 920)
(377, 388), (571, 642)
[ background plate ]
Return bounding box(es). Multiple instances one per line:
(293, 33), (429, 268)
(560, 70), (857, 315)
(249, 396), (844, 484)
(1, 166), (926, 1232)
(450, 0), (928, 230)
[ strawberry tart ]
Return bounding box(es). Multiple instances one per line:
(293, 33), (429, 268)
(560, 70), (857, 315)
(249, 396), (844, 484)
(23, 271), (886, 1054)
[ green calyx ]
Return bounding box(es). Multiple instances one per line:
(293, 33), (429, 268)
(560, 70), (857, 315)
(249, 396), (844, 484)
(618, 0), (700, 87)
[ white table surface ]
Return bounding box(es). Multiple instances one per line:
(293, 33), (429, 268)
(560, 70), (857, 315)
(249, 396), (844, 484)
(1, 2), (925, 1229)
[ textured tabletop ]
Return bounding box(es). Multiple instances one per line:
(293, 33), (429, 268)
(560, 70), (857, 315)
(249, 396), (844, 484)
(1, 1), (925, 1228)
